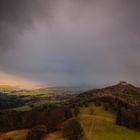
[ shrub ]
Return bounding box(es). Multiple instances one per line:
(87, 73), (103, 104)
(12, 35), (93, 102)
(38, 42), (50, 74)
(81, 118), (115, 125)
(62, 118), (83, 140)
(103, 103), (109, 111)
(26, 125), (47, 140)
(89, 108), (95, 115)
(94, 101), (101, 106)
(73, 107), (80, 117)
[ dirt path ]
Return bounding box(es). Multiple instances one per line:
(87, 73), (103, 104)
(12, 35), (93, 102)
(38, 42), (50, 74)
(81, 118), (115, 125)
(44, 132), (63, 140)
(85, 115), (95, 140)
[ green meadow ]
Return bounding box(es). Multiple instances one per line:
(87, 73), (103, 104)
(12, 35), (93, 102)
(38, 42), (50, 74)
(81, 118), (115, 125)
(10, 105), (32, 112)
(33, 100), (63, 107)
(10, 89), (52, 97)
(79, 104), (140, 140)
(45, 104), (140, 140)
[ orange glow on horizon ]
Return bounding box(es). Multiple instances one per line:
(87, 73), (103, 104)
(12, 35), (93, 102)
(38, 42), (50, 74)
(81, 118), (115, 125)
(0, 72), (45, 89)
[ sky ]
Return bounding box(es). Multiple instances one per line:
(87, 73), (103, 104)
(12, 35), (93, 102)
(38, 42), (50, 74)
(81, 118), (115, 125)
(0, 0), (140, 88)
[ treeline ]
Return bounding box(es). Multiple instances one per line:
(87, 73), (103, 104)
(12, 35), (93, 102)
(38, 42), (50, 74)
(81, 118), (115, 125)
(0, 93), (24, 109)
(90, 95), (140, 130)
(116, 104), (140, 129)
(65, 90), (140, 130)
(0, 104), (73, 132)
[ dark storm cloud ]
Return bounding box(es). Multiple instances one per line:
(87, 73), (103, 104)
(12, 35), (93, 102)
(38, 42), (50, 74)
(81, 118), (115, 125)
(0, 0), (31, 49)
(0, 0), (54, 50)
(0, 0), (140, 86)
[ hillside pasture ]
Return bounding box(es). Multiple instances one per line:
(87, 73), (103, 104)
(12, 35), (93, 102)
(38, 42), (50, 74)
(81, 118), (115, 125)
(44, 104), (140, 140)
(79, 104), (140, 140)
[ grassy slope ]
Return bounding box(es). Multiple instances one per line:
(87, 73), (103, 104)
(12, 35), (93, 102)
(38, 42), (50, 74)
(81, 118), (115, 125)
(45, 104), (140, 140)
(79, 104), (140, 140)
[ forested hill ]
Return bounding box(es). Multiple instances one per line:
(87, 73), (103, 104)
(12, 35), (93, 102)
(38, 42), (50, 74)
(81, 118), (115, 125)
(77, 81), (140, 106)
(73, 81), (140, 130)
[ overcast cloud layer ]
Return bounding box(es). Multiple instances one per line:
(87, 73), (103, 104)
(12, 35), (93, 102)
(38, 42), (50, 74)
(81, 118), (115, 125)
(0, 0), (140, 87)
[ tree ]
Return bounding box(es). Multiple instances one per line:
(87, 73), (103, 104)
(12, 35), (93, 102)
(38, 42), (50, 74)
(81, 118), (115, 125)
(117, 107), (137, 129)
(62, 118), (83, 140)
(94, 100), (101, 106)
(89, 108), (95, 115)
(26, 125), (47, 140)
(116, 109), (122, 125)
(103, 103), (109, 111)
(73, 107), (80, 117)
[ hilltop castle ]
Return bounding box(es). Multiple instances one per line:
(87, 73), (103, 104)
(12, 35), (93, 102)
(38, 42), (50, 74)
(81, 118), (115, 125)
(119, 81), (128, 86)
